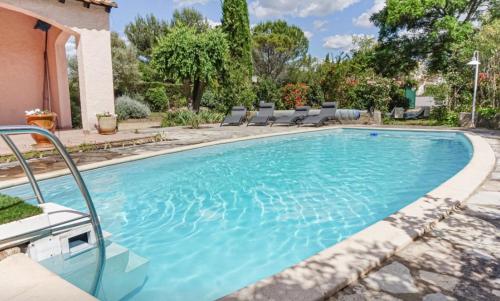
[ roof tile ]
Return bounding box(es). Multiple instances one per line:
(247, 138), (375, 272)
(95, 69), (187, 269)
(77, 0), (118, 8)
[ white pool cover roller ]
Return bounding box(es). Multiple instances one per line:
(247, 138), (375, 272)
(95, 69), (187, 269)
(335, 109), (361, 120)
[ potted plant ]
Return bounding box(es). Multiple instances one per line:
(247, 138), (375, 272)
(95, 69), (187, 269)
(25, 109), (57, 148)
(96, 112), (117, 135)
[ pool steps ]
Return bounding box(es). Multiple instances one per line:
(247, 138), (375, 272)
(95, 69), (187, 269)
(40, 240), (149, 301)
(2, 202), (150, 301)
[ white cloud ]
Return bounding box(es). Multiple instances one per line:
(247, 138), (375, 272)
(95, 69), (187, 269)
(304, 31), (314, 40)
(206, 18), (221, 28)
(250, 0), (360, 18)
(65, 36), (77, 57)
(313, 20), (328, 31)
(353, 0), (385, 28)
(323, 34), (373, 50)
(173, 0), (210, 7)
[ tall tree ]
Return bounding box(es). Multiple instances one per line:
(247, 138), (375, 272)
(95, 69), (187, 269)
(220, 0), (255, 110)
(252, 20), (309, 81)
(171, 8), (208, 32)
(151, 27), (229, 112)
(124, 14), (169, 60)
(221, 0), (253, 76)
(371, 0), (494, 76)
(111, 32), (142, 96)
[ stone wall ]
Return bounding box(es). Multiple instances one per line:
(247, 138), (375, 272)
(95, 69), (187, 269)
(460, 112), (500, 129)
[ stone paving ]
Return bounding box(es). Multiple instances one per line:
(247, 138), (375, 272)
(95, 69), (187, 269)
(331, 133), (500, 301)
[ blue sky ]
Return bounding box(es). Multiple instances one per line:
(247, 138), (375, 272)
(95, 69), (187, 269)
(109, 0), (384, 58)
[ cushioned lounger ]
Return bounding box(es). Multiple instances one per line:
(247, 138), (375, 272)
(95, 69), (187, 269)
(247, 102), (275, 126)
(221, 106), (247, 126)
(272, 106), (310, 126)
(300, 102), (337, 127)
(404, 107), (425, 120)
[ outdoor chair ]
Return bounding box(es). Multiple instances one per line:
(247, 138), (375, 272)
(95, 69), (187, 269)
(272, 106), (310, 126)
(221, 106), (247, 126)
(300, 102), (337, 127)
(404, 107), (425, 120)
(247, 102), (275, 126)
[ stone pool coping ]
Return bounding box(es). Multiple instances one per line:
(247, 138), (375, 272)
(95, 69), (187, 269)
(0, 126), (495, 301)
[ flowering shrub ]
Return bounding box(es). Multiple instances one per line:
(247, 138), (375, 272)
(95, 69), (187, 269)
(281, 83), (309, 109)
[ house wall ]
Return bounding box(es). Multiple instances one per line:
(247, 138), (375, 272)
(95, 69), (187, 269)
(0, 8), (45, 125)
(0, 0), (115, 130)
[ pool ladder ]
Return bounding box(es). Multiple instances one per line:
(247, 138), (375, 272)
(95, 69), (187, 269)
(0, 125), (105, 297)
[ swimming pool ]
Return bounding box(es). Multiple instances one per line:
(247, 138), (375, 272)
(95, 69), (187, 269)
(2, 129), (472, 300)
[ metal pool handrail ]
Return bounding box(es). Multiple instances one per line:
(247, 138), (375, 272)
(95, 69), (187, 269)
(0, 125), (105, 297)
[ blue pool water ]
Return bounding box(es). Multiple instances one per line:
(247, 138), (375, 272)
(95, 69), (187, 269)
(3, 129), (472, 300)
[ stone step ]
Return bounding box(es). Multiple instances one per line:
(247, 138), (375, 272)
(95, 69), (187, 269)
(40, 241), (149, 300)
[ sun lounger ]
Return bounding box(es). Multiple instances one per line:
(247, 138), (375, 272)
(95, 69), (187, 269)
(272, 106), (310, 126)
(300, 102), (336, 126)
(221, 106), (247, 126)
(247, 102), (275, 126)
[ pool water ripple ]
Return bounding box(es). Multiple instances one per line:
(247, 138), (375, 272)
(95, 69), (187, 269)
(2, 129), (472, 301)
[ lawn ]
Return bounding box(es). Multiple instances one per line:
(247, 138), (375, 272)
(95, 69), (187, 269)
(0, 194), (43, 225)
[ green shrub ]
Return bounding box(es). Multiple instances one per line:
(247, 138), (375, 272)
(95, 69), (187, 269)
(430, 106), (448, 121)
(477, 107), (498, 119)
(349, 77), (393, 112)
(145, 86), (169, 112)
(254, 77), (282, 109)
(0, 194), (43, 225)
(444, 111), (459, 127)
(201, 90), (221, 110)
(430, 106), (460, 127)
(161, 109), (224, 128)
(115, 95), (151, 121)
(165, 83), (190, 108)
(199, 109), (225, 124)
(424, 83), (449, 104)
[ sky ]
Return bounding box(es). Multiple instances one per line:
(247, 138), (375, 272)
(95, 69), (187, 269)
(109, 0), (385, 59)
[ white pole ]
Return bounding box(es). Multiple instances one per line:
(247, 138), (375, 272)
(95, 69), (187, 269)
(471, 52), (479, 128)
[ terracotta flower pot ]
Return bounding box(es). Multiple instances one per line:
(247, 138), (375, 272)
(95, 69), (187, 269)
(96, 115), (117, 135)
(25, 113), (57, 148)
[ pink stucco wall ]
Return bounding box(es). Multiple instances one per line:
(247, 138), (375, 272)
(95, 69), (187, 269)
(0, 7), (71, 127)
(0, 8), (46, 125)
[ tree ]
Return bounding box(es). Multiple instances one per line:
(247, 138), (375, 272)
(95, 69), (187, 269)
(287, 55), (324, 106)
(371, 0), (494, 76)
(221, 0), (253, 76)
(475, 19), (500, 107)
(349, 36), (377, 76)
(111, 32), (142, 96)
(318, 54), (352, 107)
(171, 8), (208, 32)
(220, 0), (255, 111)
(151, 26), (229, 112)
(252, 20), (308, 81)
(124, 14), (169, 60)
(68, 55), (81, 128)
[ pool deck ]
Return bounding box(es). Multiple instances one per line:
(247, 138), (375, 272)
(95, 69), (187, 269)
(0, 124), (499, 301)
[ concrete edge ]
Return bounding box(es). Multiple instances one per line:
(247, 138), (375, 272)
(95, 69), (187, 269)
(219, 131), (495, 301)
